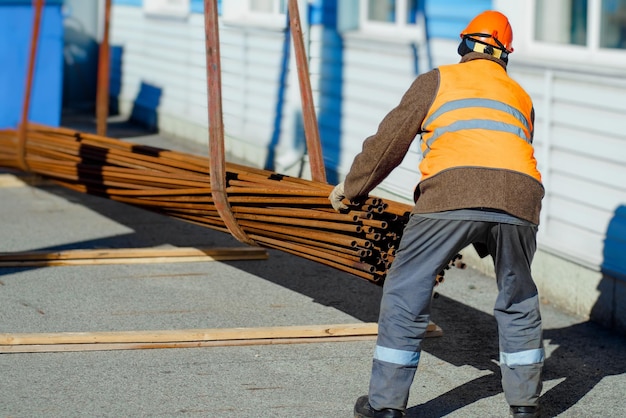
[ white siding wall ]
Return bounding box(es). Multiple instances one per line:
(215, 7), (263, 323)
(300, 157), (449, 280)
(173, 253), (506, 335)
(332, 36), (429, 202)
(220, 24), (299, 169)
(110, 6), (301, 169)
(111, 8), (203, 124)
(510, 65), (626, 269)
(108, 3), (626, 320)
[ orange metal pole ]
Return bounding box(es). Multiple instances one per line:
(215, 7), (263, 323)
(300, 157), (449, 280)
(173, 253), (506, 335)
(287, 0), (327, 183)
(17, 0), (45, 171)
(204, 0), (255, 245)
(96, 0), (112, 137)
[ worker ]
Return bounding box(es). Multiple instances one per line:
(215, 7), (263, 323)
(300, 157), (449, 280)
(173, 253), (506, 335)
(328, 10), (544, 418)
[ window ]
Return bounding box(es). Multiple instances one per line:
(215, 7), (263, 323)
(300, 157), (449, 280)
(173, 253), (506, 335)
(534, 0), (626, 50)
(249, 0), (287, 14)
(601, 0), (626, 49)
(365, 0), (420, 25)
(221, 0), (287, 29)
(359, 0), (423, 38)
(535, 0), (588, 46)
(143, 0), (190, 19)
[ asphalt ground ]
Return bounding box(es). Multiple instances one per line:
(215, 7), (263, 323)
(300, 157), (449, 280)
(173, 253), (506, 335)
(1, 126), (625, 417)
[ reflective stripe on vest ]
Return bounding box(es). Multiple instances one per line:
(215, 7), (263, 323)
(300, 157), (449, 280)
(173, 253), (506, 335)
(421, 98), (532, 157)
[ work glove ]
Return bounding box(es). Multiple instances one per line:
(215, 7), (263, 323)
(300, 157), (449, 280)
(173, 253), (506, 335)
(328, 182), (349, 212)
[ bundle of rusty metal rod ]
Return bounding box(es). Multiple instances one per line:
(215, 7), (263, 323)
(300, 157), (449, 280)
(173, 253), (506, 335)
(0, 124), (463, 284)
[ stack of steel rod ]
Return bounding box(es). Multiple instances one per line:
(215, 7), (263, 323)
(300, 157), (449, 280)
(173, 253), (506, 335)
(0, 124), (462, 284)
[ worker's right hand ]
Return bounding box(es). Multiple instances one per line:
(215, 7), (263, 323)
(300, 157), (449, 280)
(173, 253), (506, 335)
(328, 182), (349, 212)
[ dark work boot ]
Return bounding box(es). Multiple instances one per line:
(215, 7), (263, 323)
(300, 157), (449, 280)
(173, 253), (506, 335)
(510, 405), (540, 417)
(354, 395), (405, 418)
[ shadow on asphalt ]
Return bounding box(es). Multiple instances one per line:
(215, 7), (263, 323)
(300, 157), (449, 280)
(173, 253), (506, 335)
(60, 110), (158, 139)
(5, 182), (626, 417)
(413, 295), (626, 417)
(4, 116), (625, 416)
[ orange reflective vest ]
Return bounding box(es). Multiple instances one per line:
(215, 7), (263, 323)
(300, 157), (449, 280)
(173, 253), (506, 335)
(419, 59), (542, 183)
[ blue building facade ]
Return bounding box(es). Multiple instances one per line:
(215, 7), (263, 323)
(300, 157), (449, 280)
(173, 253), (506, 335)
(0, 0), (64, 129)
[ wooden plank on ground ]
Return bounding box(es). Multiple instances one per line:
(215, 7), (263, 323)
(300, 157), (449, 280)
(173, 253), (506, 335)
(0, 323), (379, 345)
(0, 335), (379, 353)
(0, 173), (49, 188)
(0, 173), (28, 188)
(0, 247), (268, 267)
(0, 322), (442, 353)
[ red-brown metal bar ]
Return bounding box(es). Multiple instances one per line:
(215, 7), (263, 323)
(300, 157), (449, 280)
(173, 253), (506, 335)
(287, 0), (327, 183)
(204, 0), (254, 245)
(17, 0), (45, 172)
(0, 124), (469, 286)
(96, 0), (112, 136)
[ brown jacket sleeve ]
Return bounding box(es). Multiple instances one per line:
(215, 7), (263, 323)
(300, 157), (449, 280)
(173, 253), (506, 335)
(343, 69), (439, 202)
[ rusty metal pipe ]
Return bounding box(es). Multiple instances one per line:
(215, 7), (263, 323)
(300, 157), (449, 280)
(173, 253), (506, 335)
(204, 0), (254, 245)
(0, 124), (430, 286)
(232, 213), (364, 234)
(231, 225), (367, 258)
(232, 206), (361, 223)
(287, 0), (326, 183)
(250, 235), (377, 281)
(17, 0), (45, 172)
(96, 0), (112, 136)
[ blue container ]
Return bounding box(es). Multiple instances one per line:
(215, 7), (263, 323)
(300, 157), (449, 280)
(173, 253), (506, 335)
(0, 1), (64, 129)
(602, 205), (626, 282)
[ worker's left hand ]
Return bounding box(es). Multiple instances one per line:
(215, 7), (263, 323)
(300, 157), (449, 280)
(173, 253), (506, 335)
(328, 182), (349, 212)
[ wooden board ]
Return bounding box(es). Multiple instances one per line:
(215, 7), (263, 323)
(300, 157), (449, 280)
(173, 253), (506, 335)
(0, 247), (268, 267)
(0, 173), (49, 188)
(0, 336), (378, 353)
(0, 173), (29, 188)
(0, 322), (442, 353)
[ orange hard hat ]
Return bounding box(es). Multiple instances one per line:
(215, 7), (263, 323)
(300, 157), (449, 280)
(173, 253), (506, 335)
(460, 10), (514, 53)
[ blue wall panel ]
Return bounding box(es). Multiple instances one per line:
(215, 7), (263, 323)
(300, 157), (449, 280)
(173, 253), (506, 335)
(314, 0), (343, 184)
(113, 0), (142, 6)
(425, 0), (492, 39)
(0, 4), (64, 129)
(191, 0), (204, 13)
(0, 0), (62, 3)
(112, 0), (219, 15)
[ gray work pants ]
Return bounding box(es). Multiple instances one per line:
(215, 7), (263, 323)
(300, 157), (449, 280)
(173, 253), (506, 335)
(368, 215), (544, 411)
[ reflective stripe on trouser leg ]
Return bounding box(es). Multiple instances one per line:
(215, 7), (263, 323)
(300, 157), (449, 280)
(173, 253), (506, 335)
(368, 215), (483, 411)
(488, 223), (544, 407)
